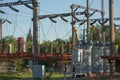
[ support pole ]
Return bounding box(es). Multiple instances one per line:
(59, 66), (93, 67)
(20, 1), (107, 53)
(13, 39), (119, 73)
(50, 43), (53, 53)
(45, 43), (48, 53)
(0, 20), (2, 53)
(71, 5), (76, 49)
(32, 0), (40, 80)
(101, 0), (104, 23)
(32, 0), (39, 65)
(83, 25), (85, 43)
(61, 42), (64, 53)
(101, 0), (105, 42)
(87, 0), (90, 42)
(109, 0), (115, 77)
(0, 20), (2, 40)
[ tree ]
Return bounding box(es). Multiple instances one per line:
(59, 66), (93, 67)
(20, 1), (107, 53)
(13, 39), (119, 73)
(26, 28), (33, 53)
(115, 27), (120, 52)
(40, 40), (51, 53)
(26, 28), (32, 42)
(0, 36), (17, 53)
(91, 24), (110, 42)
(0, 36), (27, 73)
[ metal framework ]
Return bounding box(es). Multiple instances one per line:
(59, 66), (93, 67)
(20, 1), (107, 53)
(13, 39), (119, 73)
(39, 4), (103, 20)
(0, 0), (32, 7)
(79, 17), (120, 22)
(101, 55), (120, 61)
(0, 53), (71, 63)
(39, 12), (85, 19)
(72, 4), (103, 13)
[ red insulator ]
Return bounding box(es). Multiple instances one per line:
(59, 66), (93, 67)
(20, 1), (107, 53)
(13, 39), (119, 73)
(17, 37), (23, 53)
(114, 27), (117, 33)
(18, 37), (23, 43)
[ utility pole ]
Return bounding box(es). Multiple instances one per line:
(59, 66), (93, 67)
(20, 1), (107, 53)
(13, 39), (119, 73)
(0, 20), (2, 40)
(71, 5), (76, 49)
(32, 0), (39, 65)
(32, 0), (39, 80)
(101, 0), (105, 42)
(109, 0), (115, 77)
(101, 0), (104, 22)
(87, 0), (90, 42)
(0, 19), (11, 40)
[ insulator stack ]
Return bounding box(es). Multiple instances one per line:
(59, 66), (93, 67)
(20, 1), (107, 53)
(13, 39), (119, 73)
(50, 44), (53, 53)
(68, 42), (72, 53)
(23, 44), (26, 52)
(56, 44), (60, 53)
(17, 37), (23, 53)
(8, 44), (12, 53)
(2, 39), (7, 54)
(61, 43), (64, 54)
(45, 44), (48, 53)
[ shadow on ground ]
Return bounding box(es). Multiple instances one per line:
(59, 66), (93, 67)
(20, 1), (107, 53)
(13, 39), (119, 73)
(0, 76), (33, 80)
(0, 73), (33, 80)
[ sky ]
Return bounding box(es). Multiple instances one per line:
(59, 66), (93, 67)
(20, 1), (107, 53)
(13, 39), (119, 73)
(0, 0), (120, 43)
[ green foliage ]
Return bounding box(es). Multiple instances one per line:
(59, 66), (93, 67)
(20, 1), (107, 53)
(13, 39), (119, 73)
(91, 24), (110, 42)
(26, 28), (32, 42)
(4, 36), (17, 44)
(0, 36), (28, 72)
(25, 28), (33, 53)
(0, 73), (32, 80)
(14, 59), (27, 72)
(26, 41), (33, 53)
(0, 39), (2, 52)
(0, 36), (17, 53)
(40, 38), (70, 53)
(0, 72), (69, 80)
(40, 40), (52, 53)
(91, 24), (120, 52)
(115, 28), (120, 53)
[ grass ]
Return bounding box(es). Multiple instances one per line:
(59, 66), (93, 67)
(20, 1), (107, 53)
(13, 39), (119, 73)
(0, 72), (67, 80)
(0, 73), (33, 80)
